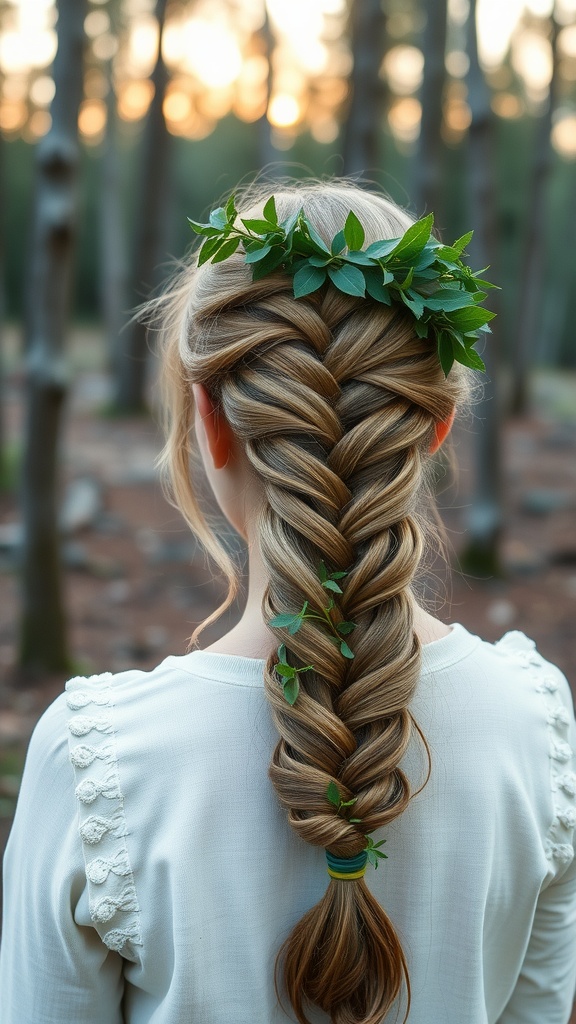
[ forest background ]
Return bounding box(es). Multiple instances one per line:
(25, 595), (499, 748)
(0, 0), (576, 914)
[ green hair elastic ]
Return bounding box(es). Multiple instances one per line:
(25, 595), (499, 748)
(326, 850), (368, 880)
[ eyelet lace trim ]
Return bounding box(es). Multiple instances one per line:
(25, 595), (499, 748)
(495, 631), (576, 870)
(66, 673), (143, 961)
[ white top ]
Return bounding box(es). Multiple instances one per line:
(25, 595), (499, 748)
(1, 624), (576, 1024)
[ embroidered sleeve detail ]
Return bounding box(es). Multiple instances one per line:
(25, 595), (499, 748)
(495, 631), (576, 873)
(66, 673), (143, 962)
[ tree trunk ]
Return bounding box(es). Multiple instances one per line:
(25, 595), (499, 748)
(0, 128), (5, 486)
(509, 10), (560, 414)
(458, 0), (503, 576)
(19, 0), (86, 673)
(342, 0), (387, 177)
(113, 0), (171, 413)
(258, 8), (282, 175)
(412, 0), (448, 215)
(101, 0), (128, 378)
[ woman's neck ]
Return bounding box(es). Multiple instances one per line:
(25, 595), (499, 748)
(200, 538), (451, 659)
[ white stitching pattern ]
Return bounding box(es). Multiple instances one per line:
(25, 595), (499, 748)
(66, 674), (142, 961)
(495, 631), (576, 872)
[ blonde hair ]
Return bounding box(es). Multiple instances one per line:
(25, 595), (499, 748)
(153, 180), (470, 1024)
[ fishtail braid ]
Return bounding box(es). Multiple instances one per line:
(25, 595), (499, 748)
(154, 182), (471, 1024)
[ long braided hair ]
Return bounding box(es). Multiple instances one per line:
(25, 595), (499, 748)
(156, 181), (470, 1024)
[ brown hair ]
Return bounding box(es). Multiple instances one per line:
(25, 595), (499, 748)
(153, 180), (470, 1024)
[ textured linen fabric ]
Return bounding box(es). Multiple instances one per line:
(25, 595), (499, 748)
(1, 623), (576, 1023)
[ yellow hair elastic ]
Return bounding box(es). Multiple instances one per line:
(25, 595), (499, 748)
(326, 850), (368, 880)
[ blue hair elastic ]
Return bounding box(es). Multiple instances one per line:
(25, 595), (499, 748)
(326, 849), (368, 880)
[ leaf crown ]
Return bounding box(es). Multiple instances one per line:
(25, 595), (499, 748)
(189, 193), (498, 376)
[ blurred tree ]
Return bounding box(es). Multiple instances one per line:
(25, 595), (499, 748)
(101, 0), (128, 377)
(0, 129), (5, 486)
(510, 9), (560, 413)
(19, 0), (86, 672)
(342, 0), (389, 176)
(257, 8), (280, 174)
(412, 0), (448, 215)
(459, 0), (503, 576)
(113, 0), (171, 412)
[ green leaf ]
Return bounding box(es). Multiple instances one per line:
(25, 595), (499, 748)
(263, 195), (278, 226)
(325, 595), (335, 612)
(270, 612), (299, 628)
(336, 620), (356, 635)
(401, 290), (424, 318)
(397, 267), (414, 290)
(339, 797), (357, 807)
(197, 236), (224, 266)
(276, 662), (296, 679)
(293, 264), (326, 297)
(340, 640), (354, 659)
(438, 332), (455, 376)
(318, 560), (328, 583)
(322, 579), (343, 593)
(451, 229), (473, 254)
(241, 218), (274, 233)
(326, 780), (341, 806)
(343, 250), (375, 266)
(343, 210), (365, 251)
(364, 238), (400, 259)
(308, 256), (331, 267)
(225, 193), (237, 223)
(210, 237), (240, 263)
(287, 617), (303, 635)
(249, 246), (286, 280)
(244, 243), (272, 264)
(458, 345), (486, 372)
(187, 219), (219, 237)
(364, 270), (392, 304)
(209, 207), (227, 229)
(388, 213), (434, 262)
(414, 320), (429, 339)
(278, 643), (287, 663)
(303, 221), (331, 255)
(447, 307), (496, 332)
(330, 570), (348, 579)
(283, 677), (299, 705)
(331, 229), (346, 255)
(328, 263), (366, 297)
(349, 817), (362, 823)
(422, 288), (473, 312)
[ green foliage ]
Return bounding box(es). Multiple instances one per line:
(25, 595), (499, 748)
(269, 562), (358, 704)
(326, 780), (361, 821)
(190, 196), (498, 375)
(365, 835), (388, 868)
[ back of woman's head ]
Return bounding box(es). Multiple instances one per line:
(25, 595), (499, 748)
(156, 179), (471, 1024)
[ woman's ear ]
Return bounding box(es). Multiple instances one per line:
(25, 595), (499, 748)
(430, 408), (456, 454)
(192, 382), (234, 470)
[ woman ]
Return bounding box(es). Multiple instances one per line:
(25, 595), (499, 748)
(1, 180), (575, 1024)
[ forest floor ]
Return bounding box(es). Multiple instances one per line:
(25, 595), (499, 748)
(1, 334), (576, 1007)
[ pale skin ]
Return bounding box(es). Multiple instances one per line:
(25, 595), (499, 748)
(192, 382), (454, 659)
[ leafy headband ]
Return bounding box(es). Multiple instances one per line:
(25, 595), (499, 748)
(188, 193), (497, 376)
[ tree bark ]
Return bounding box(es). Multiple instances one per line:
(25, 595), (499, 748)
(101, 0), (128, 378)
(509, 10), (560, 414)
(19, 0), (86, 673)
(342, 0), (387, 177)
(459, 0), (503, 576)
(113, 0), (171, 413)
(412, 0), (448, 215)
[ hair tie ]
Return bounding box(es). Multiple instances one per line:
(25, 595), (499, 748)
(326, 849), (368, 880)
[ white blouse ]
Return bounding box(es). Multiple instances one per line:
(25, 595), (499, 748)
(1, 624), (576, 1023)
